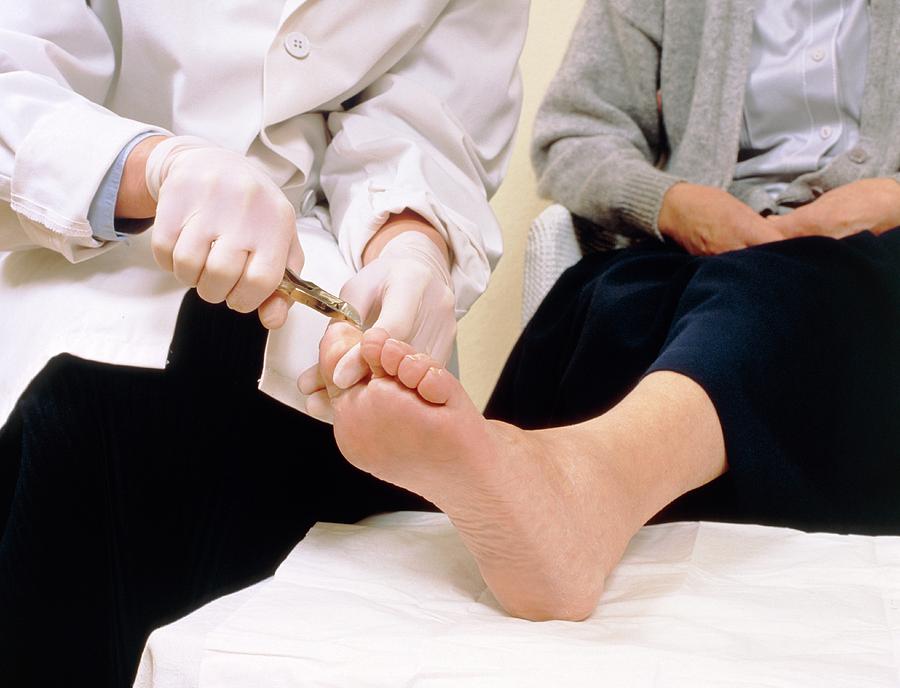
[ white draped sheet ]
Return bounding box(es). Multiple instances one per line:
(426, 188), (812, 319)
(136, 513), (900, 687)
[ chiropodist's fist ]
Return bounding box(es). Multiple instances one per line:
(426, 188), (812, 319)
(144, 136), (303, 329)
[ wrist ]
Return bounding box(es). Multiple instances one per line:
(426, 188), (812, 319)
(115, 135), (167, 219)
(362, 209), (451, 267)
(881, 176), (900, 201)
(874, 177), (900, 233)
(657, 182), (690, 240)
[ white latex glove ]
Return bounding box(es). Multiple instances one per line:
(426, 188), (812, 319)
(299, 231), (456, 421)
(145, 136), (303, 329)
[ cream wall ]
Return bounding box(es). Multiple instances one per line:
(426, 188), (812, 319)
(458, 1), (581, 410)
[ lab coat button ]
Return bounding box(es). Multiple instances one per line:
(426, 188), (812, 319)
(848, 147), (868, 164)
(284, 32), (311, 59)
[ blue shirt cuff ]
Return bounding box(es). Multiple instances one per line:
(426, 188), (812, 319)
(88, 131), (161, 242)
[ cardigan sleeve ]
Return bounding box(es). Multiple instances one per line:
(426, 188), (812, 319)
(531, 0), (683, 237)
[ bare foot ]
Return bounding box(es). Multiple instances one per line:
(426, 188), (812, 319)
(327, 330), (660, 621)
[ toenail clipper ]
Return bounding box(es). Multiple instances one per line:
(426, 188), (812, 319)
(277, 268), (363, 329)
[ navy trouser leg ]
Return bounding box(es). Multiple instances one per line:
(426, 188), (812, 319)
(648, 230), (900, 532)
(0, 291), (428, 688)
(487, 229), (900, 534)
(487, 243), (698, 429)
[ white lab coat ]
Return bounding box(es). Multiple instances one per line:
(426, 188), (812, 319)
(0, 0), (527, 423)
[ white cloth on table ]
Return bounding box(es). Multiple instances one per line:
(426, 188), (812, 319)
(133, 584), (261, 688)
(136, 512), (900, 688)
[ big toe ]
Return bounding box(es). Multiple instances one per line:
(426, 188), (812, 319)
(319, 322), (364, 380)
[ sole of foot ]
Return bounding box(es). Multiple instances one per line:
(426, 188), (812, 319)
(331, 334), (643, 621)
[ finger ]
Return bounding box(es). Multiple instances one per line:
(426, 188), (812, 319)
(421, 297), (457, 365)
(287, 231), (305, 275)
(258, 239), (304, 329)
(380, 338), (417, 377)
(339, 268), (384, 328)
(359, 327), (391, 377)
(766, 208), (822, 239)
(397, 352), (437, 390)
(370, 278), (422, 342)
(761, 214), (787, 233)
(331, 343), (370, 390)
(760, 228), (788, 244)
(171, 225), (213, 287)
(257, 292), (291, 330)
(403, 283), (457, 360)
(149, 197), (187, 273)
(298, 364), (326, 395)
(753, 220), (790, 245)
(227, 253), (285, 314)
(304, 390), (334, 424)
(430, 326), (457, 369)
(196, 240), (250, 304)
(229, 220), (302, 314)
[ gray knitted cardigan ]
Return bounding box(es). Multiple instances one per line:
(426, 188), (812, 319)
(532, 0), (900, 241)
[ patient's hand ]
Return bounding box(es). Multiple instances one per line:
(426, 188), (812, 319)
(658, 183), (784, 255)
(765, 178), (900, 240)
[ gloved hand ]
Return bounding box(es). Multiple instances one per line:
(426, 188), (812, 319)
(145, 136), (303, 329)
(298, 230), (456, 421)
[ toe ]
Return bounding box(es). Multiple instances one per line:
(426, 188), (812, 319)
(397, 352), (436, 389)
(298, 364), (325, 395)
(304, 390), (334, 424)
(380, 338), (416, 377)
(257, 293), (291, 330)
(333, 343), (369, 389)
(360, 328), (391, 377)
(417, 367), (454, 405)
(318, 321), (364, 392)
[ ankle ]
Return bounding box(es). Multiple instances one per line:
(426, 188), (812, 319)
(554, 419), (678, 528)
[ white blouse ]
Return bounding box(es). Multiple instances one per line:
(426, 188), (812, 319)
(735, 0), (870, 207)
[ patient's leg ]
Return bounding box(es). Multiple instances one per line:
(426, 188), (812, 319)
(325, 329), (726, 621)
(327, 228), (900, 620)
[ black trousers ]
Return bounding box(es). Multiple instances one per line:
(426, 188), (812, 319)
(487, 229), (900, 534)
(0, 291), (429, 688)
